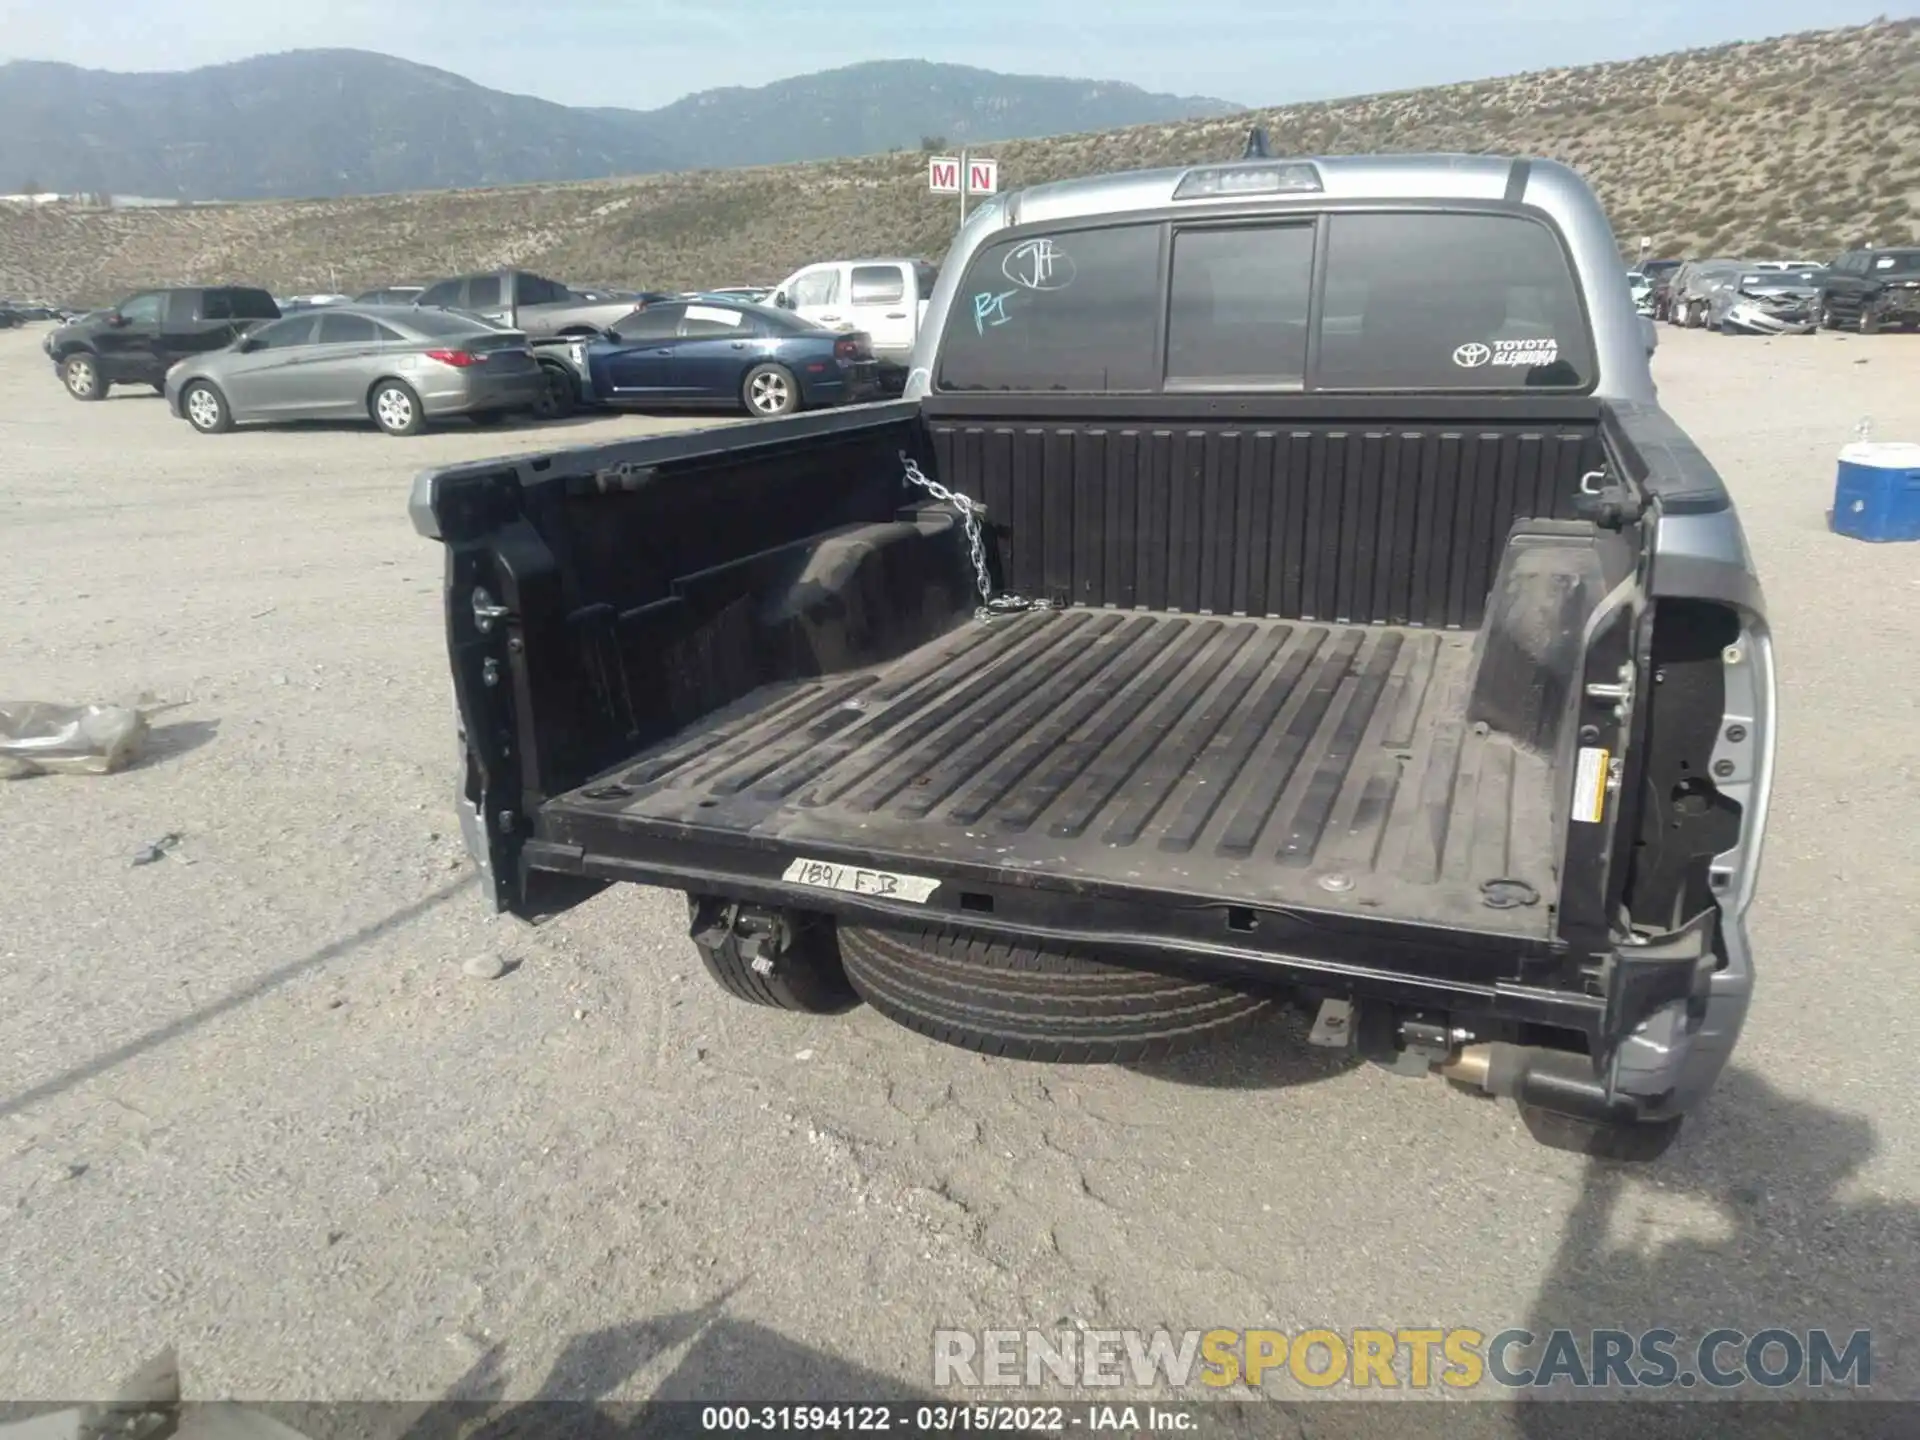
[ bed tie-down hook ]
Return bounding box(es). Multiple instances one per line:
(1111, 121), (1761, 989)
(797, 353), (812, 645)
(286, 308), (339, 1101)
(1573, 467), (1647, 530)
(898, 452), (1047, 620)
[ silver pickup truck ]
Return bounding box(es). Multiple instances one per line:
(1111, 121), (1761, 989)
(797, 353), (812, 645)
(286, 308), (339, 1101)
(414, 269), (642, 341)
(413, 153), (1774, 1161)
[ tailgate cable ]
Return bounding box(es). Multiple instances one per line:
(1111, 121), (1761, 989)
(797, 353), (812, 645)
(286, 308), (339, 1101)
(900, 453), (1049, 620)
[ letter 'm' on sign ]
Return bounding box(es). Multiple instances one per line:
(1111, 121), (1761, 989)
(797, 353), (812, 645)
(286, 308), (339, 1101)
(928, 157), (961, 194)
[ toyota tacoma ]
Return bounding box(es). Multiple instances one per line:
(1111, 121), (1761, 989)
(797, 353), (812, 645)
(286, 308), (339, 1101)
(410, 154), (1775, 1160)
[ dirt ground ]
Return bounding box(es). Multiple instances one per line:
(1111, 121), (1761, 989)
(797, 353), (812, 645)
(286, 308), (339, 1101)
(2, 326), (1918, 1411)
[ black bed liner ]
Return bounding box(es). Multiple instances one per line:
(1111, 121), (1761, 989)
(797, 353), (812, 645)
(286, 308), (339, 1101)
(542, 608), (1559, 937)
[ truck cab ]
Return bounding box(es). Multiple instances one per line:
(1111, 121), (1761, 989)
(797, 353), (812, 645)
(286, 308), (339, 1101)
(768, 257), (940, 376)
(413, 154), (1774, 1160)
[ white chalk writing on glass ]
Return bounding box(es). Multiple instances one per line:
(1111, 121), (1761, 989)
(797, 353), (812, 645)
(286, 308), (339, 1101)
(972, 290), (1017, 334)
(1002, 238), (1076, 292)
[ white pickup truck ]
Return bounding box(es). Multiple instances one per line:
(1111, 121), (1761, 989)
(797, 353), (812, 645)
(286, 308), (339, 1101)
(767, 257), (940, 381)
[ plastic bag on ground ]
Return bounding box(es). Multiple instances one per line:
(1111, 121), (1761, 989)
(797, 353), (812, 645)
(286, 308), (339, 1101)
(0, 701), (149, 777)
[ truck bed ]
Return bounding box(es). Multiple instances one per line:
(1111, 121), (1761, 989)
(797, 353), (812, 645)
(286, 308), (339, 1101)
(544, 607), (1559, 937)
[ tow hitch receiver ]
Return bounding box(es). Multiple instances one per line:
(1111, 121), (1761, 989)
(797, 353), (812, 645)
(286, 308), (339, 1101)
(690, 899), (792, 975)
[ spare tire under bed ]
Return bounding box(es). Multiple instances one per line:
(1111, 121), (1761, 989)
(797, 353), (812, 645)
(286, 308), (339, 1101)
(836, 921), (1274, 1064)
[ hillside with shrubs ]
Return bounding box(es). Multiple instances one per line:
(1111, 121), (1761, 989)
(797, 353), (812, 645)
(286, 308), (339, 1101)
(3, 19), (1916, 303)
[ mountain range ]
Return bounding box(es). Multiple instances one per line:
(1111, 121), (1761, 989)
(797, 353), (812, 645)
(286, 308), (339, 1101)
(2, 20), (1915, 307)
(0, 50), (1241, 201)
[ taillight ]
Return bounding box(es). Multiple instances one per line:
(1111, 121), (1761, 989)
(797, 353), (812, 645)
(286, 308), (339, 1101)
(425, 349), (480, 368)
(834, 336), (867, 360)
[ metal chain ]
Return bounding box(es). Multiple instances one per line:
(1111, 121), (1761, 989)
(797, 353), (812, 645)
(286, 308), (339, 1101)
(899, 452), (1048, 619)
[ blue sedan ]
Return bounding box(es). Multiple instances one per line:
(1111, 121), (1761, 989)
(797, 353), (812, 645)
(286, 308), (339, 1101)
(581, 299), (880, 416)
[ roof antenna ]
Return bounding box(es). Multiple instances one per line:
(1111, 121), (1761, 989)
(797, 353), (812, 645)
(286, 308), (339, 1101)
(1243, 125), (1271, 160)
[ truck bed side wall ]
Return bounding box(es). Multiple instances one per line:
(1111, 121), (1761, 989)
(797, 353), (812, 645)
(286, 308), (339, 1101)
(443, 409), (944, 820)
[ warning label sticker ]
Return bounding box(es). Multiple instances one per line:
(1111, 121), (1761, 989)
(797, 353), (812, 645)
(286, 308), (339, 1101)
(1572, 746), (1610, 824)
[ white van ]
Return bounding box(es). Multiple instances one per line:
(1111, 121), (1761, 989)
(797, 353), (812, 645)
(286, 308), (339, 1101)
(767, 258), (940, 373)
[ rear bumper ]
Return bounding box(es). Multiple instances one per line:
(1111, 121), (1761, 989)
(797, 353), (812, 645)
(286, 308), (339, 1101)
(799, 361), (882, 407)
(418, 368), (547, 416)
(514, 822), (1752, 1121)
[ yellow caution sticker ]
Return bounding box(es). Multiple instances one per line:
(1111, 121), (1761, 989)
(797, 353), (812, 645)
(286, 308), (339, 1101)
(1573, 746), (1610, 824)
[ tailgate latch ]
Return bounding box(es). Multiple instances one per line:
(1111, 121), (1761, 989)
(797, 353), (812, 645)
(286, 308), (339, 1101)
(1584, 661), (1636, 722)
(471, 586), (511, 635)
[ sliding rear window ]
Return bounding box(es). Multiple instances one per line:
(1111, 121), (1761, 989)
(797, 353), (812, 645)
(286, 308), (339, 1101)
(936, 208), (1593, 394)
(1315, 212), (1592, 390)
(1166, 222), (1315, 388)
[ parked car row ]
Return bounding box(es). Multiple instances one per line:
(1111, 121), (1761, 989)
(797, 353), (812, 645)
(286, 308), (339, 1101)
(1637, 247), (1920, 335)
(1, 298), (82, 326)
(26, 261), (901, 435)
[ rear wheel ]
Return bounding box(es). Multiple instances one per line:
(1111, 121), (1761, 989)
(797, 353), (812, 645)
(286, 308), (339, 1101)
(181, 380), (233, 434)
(369, 379), (424, 436)
(61, 353), (104, 400)
(742, 362), (799, 417)
(837, 921), (1274, 1063)
(532, 363), (575, 420)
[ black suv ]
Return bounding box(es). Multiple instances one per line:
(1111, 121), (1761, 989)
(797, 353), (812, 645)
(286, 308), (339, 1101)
(1819, 248), (1920, 333)
(44, 286), (280, 400)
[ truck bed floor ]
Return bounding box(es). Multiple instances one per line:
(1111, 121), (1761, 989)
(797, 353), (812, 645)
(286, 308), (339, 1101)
(548, 609), (1561, 937)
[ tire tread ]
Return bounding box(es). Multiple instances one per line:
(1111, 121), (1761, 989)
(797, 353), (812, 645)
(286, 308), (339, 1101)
(839, 922), (1271, 1063)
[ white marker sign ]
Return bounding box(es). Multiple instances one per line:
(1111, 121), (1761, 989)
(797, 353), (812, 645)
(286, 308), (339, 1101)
(928, 155), (999, 196)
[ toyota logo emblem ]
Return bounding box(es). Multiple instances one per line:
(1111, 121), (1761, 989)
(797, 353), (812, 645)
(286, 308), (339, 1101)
(1452, 342), (1492, 368)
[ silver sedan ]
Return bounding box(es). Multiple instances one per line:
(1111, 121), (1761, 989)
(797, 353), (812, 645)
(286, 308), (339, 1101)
(163, 305), (548, 436)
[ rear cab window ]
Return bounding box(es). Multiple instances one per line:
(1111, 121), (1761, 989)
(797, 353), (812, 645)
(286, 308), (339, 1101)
(1167, 223), (1314, 388)
(851, 265), (907, 305)
(1315, 212), (1591, 390)
(938, 227), (1162, 391)
(936, 208), (1595, 394)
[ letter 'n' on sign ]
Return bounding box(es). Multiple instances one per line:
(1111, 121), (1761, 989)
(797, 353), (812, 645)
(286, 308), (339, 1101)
(967, 159), (999, 195)
(929, 157), (961, 194)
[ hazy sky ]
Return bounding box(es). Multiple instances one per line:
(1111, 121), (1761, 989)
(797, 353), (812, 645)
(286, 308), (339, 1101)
(1, 0), (1909, 109)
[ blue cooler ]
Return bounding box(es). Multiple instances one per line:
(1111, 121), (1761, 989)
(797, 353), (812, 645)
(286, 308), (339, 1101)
(1832, 442), (1920, 543)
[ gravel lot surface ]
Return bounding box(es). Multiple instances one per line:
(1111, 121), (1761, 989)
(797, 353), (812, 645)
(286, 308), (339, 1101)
(2, 326), (1917, 1414)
